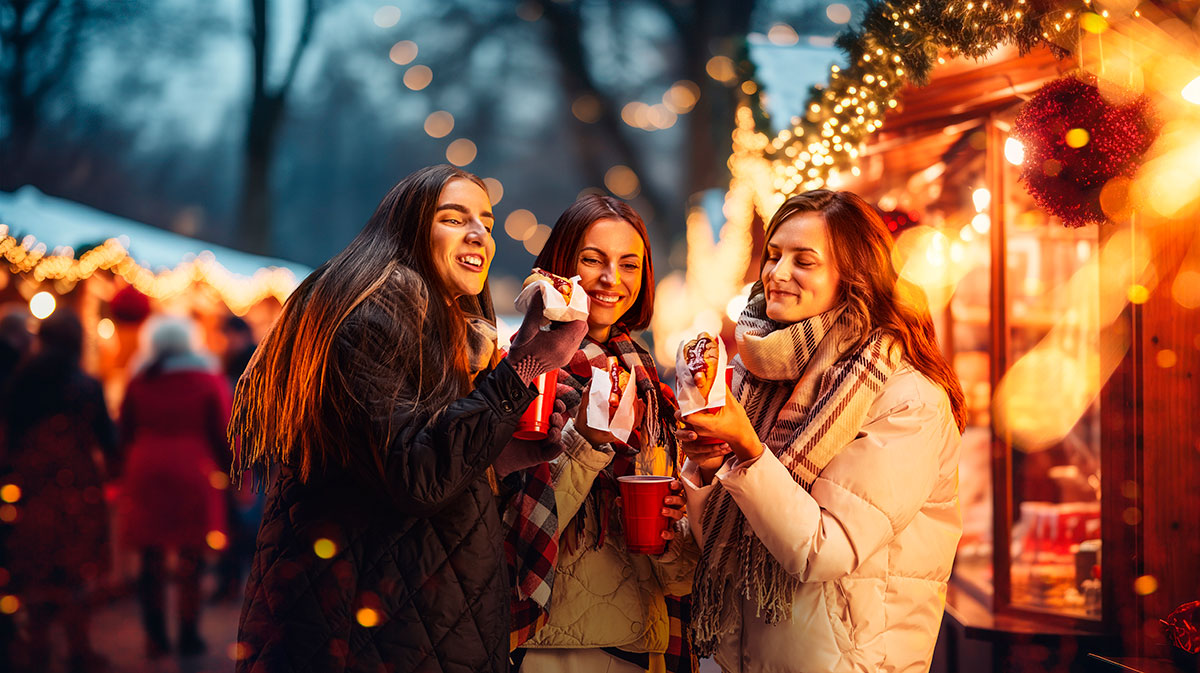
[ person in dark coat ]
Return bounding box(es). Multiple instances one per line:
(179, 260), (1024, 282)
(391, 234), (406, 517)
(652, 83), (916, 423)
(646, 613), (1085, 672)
(3, 309), (118, 673)
(211, 315), (262, 603)
(230, 164), (587, 673)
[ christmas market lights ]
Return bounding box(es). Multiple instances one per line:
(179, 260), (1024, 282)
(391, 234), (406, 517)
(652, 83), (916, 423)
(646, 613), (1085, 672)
(0, 225), (299, 314)
(755, 0), (1094, 194)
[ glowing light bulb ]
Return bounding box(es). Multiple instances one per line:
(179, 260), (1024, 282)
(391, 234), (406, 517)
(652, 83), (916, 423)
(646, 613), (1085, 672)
(1004, 137), (1025, 165)
(30, 291), (55, 319)
(1182, 76), (1200, 104)
(972, 188), (991, 213)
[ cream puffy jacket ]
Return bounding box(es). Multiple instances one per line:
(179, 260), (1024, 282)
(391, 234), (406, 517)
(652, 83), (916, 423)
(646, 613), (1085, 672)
(523, 421), (699, 654)
(682, 365), (961, 673)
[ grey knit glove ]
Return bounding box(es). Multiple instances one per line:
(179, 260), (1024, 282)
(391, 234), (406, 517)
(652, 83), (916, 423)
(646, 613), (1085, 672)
(494, 394), (570, 477)
(506, 294), (588, 385)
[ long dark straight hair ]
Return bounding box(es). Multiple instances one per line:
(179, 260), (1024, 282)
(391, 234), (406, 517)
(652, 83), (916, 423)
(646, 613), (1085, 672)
(762, 189), (967, 432)
(230, 165), (495, 482)
(533, 194), (655, 332)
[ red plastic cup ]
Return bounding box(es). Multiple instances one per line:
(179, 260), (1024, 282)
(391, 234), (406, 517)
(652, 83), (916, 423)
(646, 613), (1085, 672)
(696, 365), (735, 445)
(514, 368), (558, 440)
(617, 475), (674, 554)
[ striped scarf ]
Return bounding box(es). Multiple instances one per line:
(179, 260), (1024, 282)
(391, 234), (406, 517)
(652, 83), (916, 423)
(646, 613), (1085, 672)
(691, 284), (899, 657)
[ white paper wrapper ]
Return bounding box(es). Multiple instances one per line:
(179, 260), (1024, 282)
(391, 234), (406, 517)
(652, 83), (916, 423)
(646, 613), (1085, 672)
(513, 274), (590, 324)
(586, 365), (638, 444)
(675, 333), (729, 417)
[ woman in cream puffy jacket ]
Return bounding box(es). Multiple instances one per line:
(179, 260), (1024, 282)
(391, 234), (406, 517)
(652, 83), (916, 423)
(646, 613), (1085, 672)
(677, 190), (965, 673)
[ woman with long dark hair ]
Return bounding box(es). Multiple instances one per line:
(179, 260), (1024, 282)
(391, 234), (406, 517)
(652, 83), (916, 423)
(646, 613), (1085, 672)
(509, 195), (697, 673)
(677, 190), (965, 672)
(232, 165), (585, 673)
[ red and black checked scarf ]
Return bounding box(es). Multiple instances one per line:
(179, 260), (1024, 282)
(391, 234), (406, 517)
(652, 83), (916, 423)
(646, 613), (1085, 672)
(506, 328), (696, 672)
(690, 287), (899, 657)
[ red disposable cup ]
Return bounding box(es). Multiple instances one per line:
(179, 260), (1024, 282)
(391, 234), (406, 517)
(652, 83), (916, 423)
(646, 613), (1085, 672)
(697, 365), (735, 445)
(514, 368), (558, 440)
(617, 475), (674, 555)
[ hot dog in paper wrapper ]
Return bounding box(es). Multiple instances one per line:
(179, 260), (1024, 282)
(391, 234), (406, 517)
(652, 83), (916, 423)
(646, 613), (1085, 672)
(514, 268), (590, 323)
(675, 331), (728, 417)
(585, 356), (638, 444)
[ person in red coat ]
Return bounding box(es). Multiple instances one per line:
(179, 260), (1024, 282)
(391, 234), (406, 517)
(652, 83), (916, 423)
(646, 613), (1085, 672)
(116, 316), (230, 658)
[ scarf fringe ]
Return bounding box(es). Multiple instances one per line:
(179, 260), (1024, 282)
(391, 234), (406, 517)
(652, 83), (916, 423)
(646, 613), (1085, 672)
(690, 295), (899, 656)
(228, 361), (276, 493)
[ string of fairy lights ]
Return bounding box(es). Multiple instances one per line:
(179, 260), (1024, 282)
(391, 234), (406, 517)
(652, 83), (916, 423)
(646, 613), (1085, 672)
(756, 0), (1100, 195)
(0, 226), (298, 315)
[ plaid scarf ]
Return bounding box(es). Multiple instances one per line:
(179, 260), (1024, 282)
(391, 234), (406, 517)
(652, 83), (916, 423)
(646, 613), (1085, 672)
(504, 458), (558, 650)
(506, 328), (695, 671)
(691, 284), (899, 657)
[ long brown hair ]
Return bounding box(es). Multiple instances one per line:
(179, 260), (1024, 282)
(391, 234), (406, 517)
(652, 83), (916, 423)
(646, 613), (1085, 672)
(230, 165), (496, 483)
(762, 189), (966, 432)
(533, 194), (655, 332)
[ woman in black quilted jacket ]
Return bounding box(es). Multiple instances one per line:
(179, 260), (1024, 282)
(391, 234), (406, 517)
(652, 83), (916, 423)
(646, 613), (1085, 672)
(230, 164), (586, 673)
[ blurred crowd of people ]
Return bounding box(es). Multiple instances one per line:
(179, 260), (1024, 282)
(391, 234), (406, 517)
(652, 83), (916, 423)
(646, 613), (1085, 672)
(0, 302), (261, 673)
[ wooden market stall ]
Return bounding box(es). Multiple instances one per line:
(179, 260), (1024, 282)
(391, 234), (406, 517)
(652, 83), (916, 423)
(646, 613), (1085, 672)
(844, 42), (1200, 673)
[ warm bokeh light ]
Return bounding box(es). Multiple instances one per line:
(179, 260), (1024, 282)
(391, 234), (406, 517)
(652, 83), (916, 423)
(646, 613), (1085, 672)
(373, 6), (401, 28)
(389, 40), (417, 65)
(1155, 349), (1177, 368)
(313, 538), (337, 559)
(1065, 128), (1090, 148)
(971, 213), (991, 234)
(209, 471), (230, 490)
(356, 607), (381, 627)
(971, 188), (991, 213)
(522, 224), (552, 256)
(445, 138), (477, 166)
(0, 484), (20, 503)
(403, 65), (432, 90)
(826, 3), (852, 24)
(1004, 137), (1025, 165)
(1183, 76), (1200, 104)
(1080, 12), (1109, 33)
(0, 505), (15, 523)
(0, 595), (19, 614)
(30, 291), (55, 319)
(483, 177), (504, 205)
(663, 81), (699, 114)
(725, 285), (752, 322)
(424, 110), (454, 138)
(705, 55), (736, 83)
(504, 209), (537, 241)
(604, 165), (639, 198)
(571, 94), (601, 123)
(1172, 269), (1200, 309)
(207, 530), (229, 550)
(891, 226), (975, 312)
(228, 642), (251, 661)
(767, 23), (799, 46)
(1133, 575), (1159, 595)
(97, 317), (115, 339)
(1128, 284), (1150, 304)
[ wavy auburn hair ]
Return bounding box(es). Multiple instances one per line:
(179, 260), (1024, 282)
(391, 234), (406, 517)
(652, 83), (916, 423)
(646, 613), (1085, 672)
(533, 194), (655, 333)
(762, 189), (966, 432)
(230, 165), (496, 483)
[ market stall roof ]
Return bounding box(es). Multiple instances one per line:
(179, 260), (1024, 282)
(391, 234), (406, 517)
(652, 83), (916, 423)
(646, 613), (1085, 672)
(863, 45), (1068, 179)
(0, 185), (312, 279)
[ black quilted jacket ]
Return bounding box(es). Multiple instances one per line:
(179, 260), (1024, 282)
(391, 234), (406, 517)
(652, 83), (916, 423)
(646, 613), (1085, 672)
(236, 358), (535, 673)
